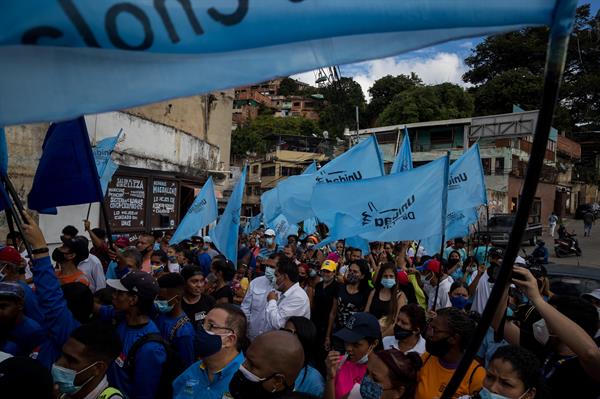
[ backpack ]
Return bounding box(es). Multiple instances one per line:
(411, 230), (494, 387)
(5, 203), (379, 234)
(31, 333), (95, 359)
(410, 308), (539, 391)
(125, 333), (186, 399)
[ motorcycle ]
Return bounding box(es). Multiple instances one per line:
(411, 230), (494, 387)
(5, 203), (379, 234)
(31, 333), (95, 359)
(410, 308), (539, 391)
(554, 234), (582, 257)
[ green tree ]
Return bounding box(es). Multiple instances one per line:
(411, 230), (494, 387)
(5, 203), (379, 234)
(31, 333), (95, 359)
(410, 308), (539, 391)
(464, 4), (600, 132)
(231, 115), (320, 157)
(366, 73), (423, 125)
(278, 77), (300, 96)
(318, 77), (366, 137)
(377, 83), (474, 126)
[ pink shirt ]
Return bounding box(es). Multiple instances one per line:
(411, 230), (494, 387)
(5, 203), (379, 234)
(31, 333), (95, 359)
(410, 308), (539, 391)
(334, 356), (367, 399)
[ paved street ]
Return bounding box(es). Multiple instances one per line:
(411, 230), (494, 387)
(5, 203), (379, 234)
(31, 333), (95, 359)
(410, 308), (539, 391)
(540, 217), (600, 268)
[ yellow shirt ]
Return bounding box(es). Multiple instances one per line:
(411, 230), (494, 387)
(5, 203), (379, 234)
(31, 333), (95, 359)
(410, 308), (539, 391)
(415, 353), (485, 399)
(408, 273), (427, 310)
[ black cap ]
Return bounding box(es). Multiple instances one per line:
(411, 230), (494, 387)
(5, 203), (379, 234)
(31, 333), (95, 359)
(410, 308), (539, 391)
(106, 271), (159, 300)
(333, 312), (381, 343)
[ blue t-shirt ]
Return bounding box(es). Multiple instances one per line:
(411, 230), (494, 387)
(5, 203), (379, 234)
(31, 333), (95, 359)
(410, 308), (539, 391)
(172, 352), (245, 399)
(197, 253), (212, 277)
(17, 280), (44, 323)
(155, 313), (196, 368)
(107, 320), (167, 399)
(8, 316), (47, 356)
(476, 327), (509, 367)
(294, 365), (325, 397)
(105, 261), (129, 280)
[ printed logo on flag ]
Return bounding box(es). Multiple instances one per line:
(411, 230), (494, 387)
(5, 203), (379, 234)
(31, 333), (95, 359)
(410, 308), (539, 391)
(361, 195), (416, 230)
(448, 172), (468, 190)
(188, 198), (208, 213)
(315, 170), (364, 184)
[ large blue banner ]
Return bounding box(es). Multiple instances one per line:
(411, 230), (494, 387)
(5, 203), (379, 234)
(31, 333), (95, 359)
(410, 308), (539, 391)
(312, 156), (449, 243)
(0, 1), (576, 125)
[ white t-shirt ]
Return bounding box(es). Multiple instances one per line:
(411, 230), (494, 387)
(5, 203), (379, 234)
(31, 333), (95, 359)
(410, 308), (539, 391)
(382, 335), (426, 355)
(425, 276), (454, 310)
(472, 272), (493, 315)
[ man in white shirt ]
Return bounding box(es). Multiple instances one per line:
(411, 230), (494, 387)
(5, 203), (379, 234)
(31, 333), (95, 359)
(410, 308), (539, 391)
(240, 253), (280, 340)
(265, 257), (310, 331)
(419, 259), (453, 311)
(73, 236), (106, 293)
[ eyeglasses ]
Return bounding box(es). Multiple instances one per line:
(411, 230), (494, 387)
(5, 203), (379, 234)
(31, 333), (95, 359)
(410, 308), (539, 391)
(203, 320), (234, 334)
(279, 328), (296, 334)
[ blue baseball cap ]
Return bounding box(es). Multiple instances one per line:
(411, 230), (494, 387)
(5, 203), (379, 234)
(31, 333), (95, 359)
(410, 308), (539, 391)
(0, 282), (24, 300)
(333, 312), (381, 343)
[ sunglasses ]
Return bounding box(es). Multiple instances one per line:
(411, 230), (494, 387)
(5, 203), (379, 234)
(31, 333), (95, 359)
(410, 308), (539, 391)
(279, 328), (296, 334)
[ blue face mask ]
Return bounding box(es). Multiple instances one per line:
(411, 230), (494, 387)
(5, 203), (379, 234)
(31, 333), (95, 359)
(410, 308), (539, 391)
(51, 362), (98, 395)
(154, 297), (175, 313)
(264, 266), (276, 283)
(359, 374), (383, 399)
(450, 296), (469, 309)
(478, 387), (530, 399)
(381, 278), (396, 289)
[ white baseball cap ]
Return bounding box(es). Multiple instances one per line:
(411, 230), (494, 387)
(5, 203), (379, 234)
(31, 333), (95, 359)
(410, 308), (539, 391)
(264, 229), (275, 237)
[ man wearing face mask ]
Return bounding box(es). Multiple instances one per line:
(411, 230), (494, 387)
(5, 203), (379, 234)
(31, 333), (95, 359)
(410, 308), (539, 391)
(418, 259), (453, 311)
(241, 253), (281, 340)
(172, 304), (247, 399)
(155, 273), (195, 368)
(265, 257), (311, 331)
(258, 229), (280, 265)
(52, 321), (123, 399)
(493, 266), (600, 399)
(415, 307), (485, 399)
(0, 246), (43, 323)
(228, 330), (305, 399)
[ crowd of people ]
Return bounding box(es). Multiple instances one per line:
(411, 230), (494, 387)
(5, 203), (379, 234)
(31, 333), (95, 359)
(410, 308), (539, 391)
(0, 217), (599, 399)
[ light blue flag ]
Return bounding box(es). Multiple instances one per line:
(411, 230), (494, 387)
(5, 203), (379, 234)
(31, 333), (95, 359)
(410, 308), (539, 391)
(261, 188), (281, 226)
(244, 213), (263, 235)
(92, 131), (121, 195)
(447, 144), (488, 214)
(312, 156), (449, 243)
(345, 236), (370, 257)
(303, 161), (317, 175)
(0, 2), (576, 125)
(391, 128), (413, 174)
(268, 214), (299, 247)
(212, 166), (247, 263)
(302, 217), (318, 236)
(279, 135), (385, 223)
(170, 177), (218, 245)
(446, 207), (479, 240)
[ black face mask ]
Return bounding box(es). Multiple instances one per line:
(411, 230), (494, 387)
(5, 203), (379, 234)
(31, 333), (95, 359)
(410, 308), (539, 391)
(229, 370), (290, 399)
(52, 248), (66, 264)
(425, 337), (453, 358)
(448, 258), (460, 266)
(394, 324), (414, 341)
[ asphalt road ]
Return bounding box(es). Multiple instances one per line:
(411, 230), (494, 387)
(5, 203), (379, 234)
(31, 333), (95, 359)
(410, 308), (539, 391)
(538, 217), (600, 268)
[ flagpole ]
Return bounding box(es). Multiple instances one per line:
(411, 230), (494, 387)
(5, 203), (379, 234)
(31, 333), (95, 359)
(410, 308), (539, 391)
(433, 152), (450, 311)
(1, 175), (33, 258)
(441, 5), (575, 397)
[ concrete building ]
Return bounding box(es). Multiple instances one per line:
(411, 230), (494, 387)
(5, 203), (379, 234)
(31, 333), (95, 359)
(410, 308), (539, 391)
(352, 110), (570, 227)
(3, 92), (234, 245)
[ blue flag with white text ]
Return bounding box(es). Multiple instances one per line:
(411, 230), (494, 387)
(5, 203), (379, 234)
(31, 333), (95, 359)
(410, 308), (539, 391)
(312, 156), (449, 243)
(28, 117), (103, 213)
(268, 214), (299, 247)
(278, 135), (385, 223)
(244, 213), (263, 235)
(0, 1), (576, 126)
(170, 177), (218, 245)
(391, 128), (413, 174)
(212, 166), (247, 263)
(92, 131), (121, 195)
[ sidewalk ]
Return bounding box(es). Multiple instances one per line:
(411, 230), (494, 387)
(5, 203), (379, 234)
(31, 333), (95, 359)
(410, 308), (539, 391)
(543, 217), (600, 268)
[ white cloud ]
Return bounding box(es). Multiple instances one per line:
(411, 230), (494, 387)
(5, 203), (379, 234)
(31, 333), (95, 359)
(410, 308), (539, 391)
(293, 52), (469, 101)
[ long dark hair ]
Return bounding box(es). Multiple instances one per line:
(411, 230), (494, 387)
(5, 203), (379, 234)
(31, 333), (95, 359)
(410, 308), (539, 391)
(374, 349), (423, 399)
(349, 259), (371, 294)
(287, 316), (317, 385)
(373, 263), (400, 323)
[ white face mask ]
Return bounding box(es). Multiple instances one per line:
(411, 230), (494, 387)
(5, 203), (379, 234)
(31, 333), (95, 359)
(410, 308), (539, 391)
(533, 319), (550, 345)
(356, 346), (373, 365)
(479, 387), (530, 399)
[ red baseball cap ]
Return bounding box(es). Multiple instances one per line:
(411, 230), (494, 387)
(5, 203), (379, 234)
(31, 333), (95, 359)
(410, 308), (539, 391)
(115, 237), (131, 248)
(424, 259), (442, 274)
(0, 247), (23, 265)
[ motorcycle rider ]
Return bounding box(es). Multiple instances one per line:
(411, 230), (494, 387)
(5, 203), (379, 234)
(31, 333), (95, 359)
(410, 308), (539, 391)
(532, 241), (549, 264)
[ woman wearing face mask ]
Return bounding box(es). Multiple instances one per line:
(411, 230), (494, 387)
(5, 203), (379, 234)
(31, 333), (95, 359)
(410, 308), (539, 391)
(415, 307), (485, 399)
(325, 259), (372, 352)
(349, 348), (423, 399)
(449, 281), (470, 310)
(382, 304), (427, 355)
(324, 312), (382, 399)
(366, 264), (408, 334)
(447, 250), (464, 281)
(458, 345), (542, 399)
(462, 256), (479, 286)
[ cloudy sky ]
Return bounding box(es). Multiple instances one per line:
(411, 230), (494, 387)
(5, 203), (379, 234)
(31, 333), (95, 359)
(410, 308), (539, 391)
(293, 0), (599, 101)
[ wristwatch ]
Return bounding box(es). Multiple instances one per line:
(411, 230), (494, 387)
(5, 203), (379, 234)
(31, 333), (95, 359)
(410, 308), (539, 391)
(31, 247), (49, 254)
